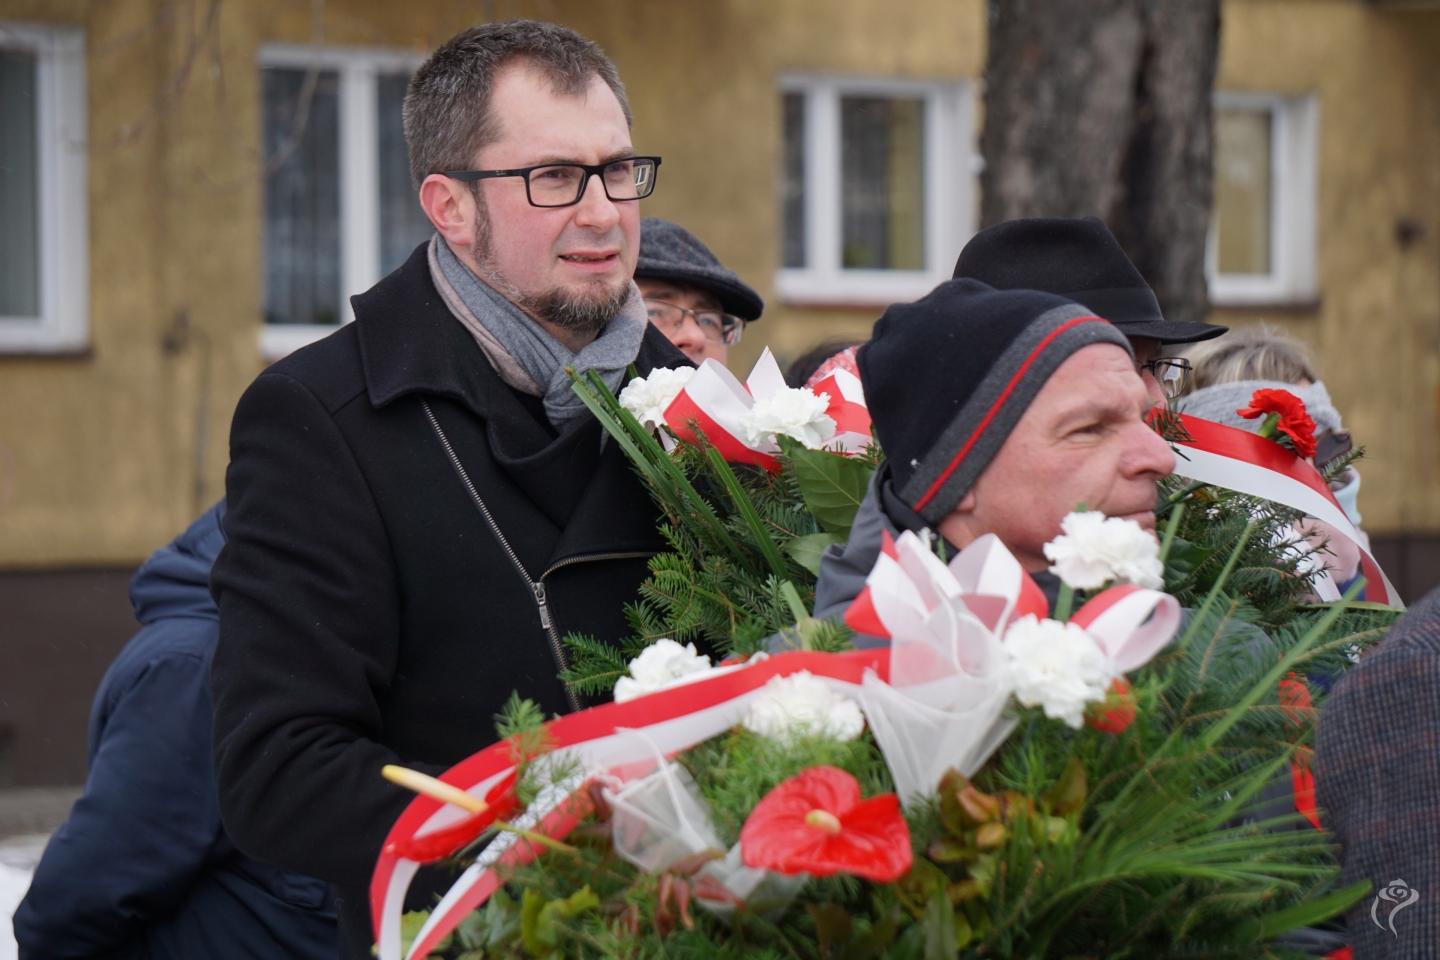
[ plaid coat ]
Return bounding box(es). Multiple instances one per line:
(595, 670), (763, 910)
(1316, 585), (1440, 959)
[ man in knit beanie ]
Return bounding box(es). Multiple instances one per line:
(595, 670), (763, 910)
(634, 217), (763, 365)
(813, 279), (1174, 627)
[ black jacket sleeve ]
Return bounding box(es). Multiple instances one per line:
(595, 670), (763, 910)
(210, 371), (433, 888)
(13, 647), (222, 959)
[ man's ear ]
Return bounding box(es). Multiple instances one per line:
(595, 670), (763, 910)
(419, 173), (475, 250)
(935, 490), (978, 552)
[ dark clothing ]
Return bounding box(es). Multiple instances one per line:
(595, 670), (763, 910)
(1316, 586), (1440, 958)
(210, 244), (680, 953)
(13, 503), (337, 960)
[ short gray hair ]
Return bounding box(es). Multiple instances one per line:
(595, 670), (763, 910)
(1183, 325), (1318, 391)
(403, 19), (631, 189)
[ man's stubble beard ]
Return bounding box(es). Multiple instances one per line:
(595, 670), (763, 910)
(471, 193), (630, 339)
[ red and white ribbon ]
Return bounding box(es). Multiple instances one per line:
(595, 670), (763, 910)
(844, 530), (1179, 801)
(1171, 414), (1399, 607)
(662, 348), (791, 470)
(661, 348), (870, 470)
(370, 649), (889, 960)
(807, 366), (873, 454)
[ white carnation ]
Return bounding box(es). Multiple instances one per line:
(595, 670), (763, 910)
(737, 387), (836, 450)
(618, 367), (695, 430)
(743, 671), (865, 741)
(1002, 615), (1111, 729)
(1042, 511), (1163, 591)
(613, 638), (713, 702)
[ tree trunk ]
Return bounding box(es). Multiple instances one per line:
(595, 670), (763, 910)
(979, 0), (1221, 327)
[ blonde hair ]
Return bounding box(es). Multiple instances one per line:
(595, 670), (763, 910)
(1182, 326), (1318, 391)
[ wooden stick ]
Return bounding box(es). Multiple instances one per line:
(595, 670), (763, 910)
(381, 764), (488, 815)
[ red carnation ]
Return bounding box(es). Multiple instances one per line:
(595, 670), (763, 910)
(1085, 678), (1137, 734)
(739, 766), (912, 883)
(1236, 388), (1318, 459)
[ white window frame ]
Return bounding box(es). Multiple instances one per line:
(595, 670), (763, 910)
(0, 22), (87, 353)
(1208, 92), (1318, 306)
(778, 74), (975, 305)
(258, 44), (425, 359)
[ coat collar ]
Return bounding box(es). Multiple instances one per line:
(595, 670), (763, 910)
(352, 243), (691, 419)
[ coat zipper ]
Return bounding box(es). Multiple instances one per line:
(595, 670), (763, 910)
(422, 400), (650, 712)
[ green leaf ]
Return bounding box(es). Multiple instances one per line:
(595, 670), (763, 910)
(1236, 879), (1371, 941)
(784, 441), (873, 538)
(519, 885), (599, 956)
(785, 531), (840, 576)
(808, 902), (854, 957)
(398, 910), (449, 956)
(922, 892), (959, 960)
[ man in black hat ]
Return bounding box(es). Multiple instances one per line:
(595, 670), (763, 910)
(634, 217), (763, 365)
(952, 216), (1226, 405)
(813, 279), (1175, 629)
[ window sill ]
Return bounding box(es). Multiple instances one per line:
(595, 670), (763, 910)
(777, 269), (949, 309)
(0, 345), (94, 361)
(260, 323), (346, 362)
(1209, 296), (1322, 315)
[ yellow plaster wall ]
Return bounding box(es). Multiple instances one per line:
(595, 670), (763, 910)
(1212, 1), (1440, 533)
(0, 0), (1433, 567)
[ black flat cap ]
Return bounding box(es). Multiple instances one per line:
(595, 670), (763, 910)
(952, 217), (1226, 344)
(635, 218), (763, 322)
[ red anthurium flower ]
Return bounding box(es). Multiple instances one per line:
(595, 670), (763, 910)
(739, 766), (912, 883)
(1085, 677), (1137, 734)
(385, 770), (520, 863)
(1236, 388), (1318, 459)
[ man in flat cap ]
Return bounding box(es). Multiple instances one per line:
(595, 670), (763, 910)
(634, 217), (762, 366)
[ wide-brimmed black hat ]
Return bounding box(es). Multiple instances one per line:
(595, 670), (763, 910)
(635, 218), (763, 322)
(952, 217), (1226, 344)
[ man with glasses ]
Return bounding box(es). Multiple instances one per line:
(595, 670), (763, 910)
(634, 217), (762, 365)
(210, 21), (682, 951)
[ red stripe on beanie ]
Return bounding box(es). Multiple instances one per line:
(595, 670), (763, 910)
(912, 315), (1107, 513)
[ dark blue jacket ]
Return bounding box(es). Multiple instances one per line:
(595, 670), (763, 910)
(13, 502), (338, 959)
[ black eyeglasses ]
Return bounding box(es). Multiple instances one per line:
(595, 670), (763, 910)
(643, 299), (744, 346)
(442, 155), (661, 208)
(1140, 357), (1192, 399)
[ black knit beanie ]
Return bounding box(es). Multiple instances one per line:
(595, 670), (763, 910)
(858, 279), (1132, 527)
(952, 217), (1226, 344)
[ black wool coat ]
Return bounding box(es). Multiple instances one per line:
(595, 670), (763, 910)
(210, 244), (686, 954)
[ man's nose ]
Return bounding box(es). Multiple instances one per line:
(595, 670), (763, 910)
(572, 173), (621, 229)
(1139, 370), (1168, 408)
(1129, 419), (1177, 478)
(665, 316), (708, 359)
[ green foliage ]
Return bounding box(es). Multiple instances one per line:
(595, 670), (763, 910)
(401, 373), (1397, 957)
(561, 370), (877, 697)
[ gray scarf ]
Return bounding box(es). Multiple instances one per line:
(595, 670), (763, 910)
(429, 235), (647, 430)
(1176, 378), (1343, 435)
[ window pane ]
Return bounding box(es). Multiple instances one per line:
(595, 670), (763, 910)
(781, 92), (807, 269)
(263, 67), (341, 326)
(378, 72), (431, 274)
(840, 96), (925, 271)
(0, 49), (40, 317)
(1214, 107), (1273, 275)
